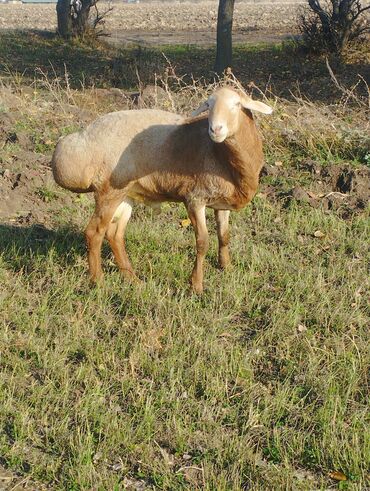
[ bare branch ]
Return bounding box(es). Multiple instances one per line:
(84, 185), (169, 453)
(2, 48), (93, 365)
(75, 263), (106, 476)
(353, 4), (370, 20)
(300, 0), (370, 52)
(326, 58), (369, 108)
(92, 1), (113, 31)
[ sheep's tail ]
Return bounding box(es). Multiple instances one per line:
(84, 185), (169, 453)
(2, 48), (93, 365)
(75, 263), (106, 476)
(52, 133), (95, 193)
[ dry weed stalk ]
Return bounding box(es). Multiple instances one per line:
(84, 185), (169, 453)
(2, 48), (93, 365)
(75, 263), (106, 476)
(2, 60), (368, 165)
(143, 60), (276, 116)
(34, 64), (78, 111)
(326, 58), (370, 109)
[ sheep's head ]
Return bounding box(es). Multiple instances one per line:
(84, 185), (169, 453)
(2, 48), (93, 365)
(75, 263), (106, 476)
(192, 87), (273, 143)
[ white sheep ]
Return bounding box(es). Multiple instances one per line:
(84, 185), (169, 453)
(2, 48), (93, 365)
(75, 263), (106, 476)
(52, 86), (272, 293)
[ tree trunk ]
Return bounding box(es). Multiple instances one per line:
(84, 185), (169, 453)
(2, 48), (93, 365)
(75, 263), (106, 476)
(57, 0), (94, 38)
(74, 0), (93, 36)
(215, 0), (235, 74)
(56, 0), (73, 38)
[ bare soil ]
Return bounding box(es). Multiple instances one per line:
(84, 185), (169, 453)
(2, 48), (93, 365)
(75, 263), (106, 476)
(107, 29), (294, 47)
(0, 1), (304, 45)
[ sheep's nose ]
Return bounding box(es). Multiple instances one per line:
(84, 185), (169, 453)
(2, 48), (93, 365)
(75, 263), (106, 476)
(210, 124), (224, 136)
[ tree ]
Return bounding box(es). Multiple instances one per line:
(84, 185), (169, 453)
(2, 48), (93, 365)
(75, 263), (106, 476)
(215, 0), (236, 74)
(56, 0), (96, 39)
(300, 0), (370, 53)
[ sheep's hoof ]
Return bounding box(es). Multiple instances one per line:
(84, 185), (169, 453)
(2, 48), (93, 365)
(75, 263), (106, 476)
(191, 281), (204, 295)
(218, 252), (231, 270)
(130, 275), (144, 286)
(89, 273), (104, 286)
(219, 260), (232, 270)
(122, 269), (142, 284)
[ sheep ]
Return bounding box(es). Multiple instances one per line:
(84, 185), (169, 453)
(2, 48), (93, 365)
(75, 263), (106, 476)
(52, 86), (272, 293)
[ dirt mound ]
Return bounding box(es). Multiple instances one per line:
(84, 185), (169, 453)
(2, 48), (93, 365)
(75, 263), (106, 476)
(0, 153), (58, 224)
(261, 160), (370, 218)
(321, 163), (370, 197)
(0, 109), (71, 225)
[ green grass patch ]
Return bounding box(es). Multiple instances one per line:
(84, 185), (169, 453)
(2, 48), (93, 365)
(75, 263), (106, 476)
(0, 200), (368, 489)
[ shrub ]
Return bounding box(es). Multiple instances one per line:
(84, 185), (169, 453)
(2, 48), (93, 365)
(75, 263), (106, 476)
(299, 0), (370, 53)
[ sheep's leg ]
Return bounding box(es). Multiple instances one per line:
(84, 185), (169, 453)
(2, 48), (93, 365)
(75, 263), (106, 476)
(187, 204), (209, 294)
(214, 209), (231, 269)
(106, 198), (137, 280)
(85, 194), (122, 282)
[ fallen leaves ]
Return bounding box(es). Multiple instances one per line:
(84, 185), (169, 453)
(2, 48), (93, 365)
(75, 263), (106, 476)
(329, 470), (347, 481)
(313, 230), (325, 238)
(180, 218), (191, 228)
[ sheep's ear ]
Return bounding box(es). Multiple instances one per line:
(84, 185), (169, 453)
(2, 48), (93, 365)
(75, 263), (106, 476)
(240, 95), (273, 115)
(191, 101), (209, 117)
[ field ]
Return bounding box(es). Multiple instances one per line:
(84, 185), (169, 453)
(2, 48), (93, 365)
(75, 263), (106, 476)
(0, 2), (370, 490)
(0, 1), (303, 46)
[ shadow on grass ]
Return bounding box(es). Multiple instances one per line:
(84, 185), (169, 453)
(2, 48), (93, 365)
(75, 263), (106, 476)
(0, 29), (117, 87)
(0, 223), (86, 272)
(0, 29), (369, 102)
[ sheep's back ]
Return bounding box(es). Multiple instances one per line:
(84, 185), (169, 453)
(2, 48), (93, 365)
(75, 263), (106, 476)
(52, 109), (183, 192)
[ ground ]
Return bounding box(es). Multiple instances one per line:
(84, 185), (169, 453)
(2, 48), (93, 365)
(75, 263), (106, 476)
(0, 3), (369, 491)
(0, 1), (304, 45)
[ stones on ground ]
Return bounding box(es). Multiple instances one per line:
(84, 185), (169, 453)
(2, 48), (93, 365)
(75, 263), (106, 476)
(297, 323), (307, 332)
(122, 476), (148, 490)
(300, 159), (322, 175)
(323, 163), (370, 198)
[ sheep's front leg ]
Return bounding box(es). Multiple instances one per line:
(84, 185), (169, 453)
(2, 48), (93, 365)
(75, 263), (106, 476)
(106, 198), (137, 280)
(214, 209), (231, 269)
(186, 204), (209, 294)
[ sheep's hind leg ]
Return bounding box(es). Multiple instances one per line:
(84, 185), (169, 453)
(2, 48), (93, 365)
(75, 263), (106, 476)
(85, 192), (123, 282)
(106, 198), (138, 281)
(186, 204), (209, 294)
(215, 209), (231, 269)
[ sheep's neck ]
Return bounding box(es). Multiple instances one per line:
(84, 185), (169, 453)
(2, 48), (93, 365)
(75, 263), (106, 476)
(217, 116), (262, 203)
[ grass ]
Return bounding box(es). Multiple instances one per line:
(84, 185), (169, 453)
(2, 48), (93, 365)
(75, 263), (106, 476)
(0, 201), (368, 490)
(0, 30), (369, 490)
